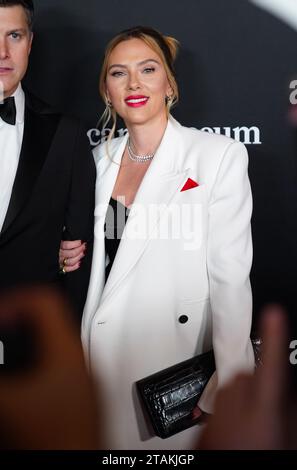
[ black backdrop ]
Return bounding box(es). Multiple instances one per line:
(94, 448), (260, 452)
(24, 0), (297, 330)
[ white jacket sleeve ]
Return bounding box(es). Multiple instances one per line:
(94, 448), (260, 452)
(199, 141), (255, 413)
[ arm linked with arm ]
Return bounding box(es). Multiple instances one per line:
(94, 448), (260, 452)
(61, 121), (96, 320)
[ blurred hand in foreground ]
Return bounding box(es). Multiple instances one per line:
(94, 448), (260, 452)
(0, 287), (101, 450)
(198, 306), (297, 450)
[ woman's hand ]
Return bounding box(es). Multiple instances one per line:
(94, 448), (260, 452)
(59, 240), (86, 273)
(192, 404), (203, 420)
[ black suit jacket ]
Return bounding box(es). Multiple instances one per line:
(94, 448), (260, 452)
(0, 91), (96, 321)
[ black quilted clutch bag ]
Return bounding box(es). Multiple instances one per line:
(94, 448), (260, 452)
(136, 338), (262, 439)
(136, 350), (215, 439)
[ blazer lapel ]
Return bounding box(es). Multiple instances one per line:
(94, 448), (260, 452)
(99, 117), (189, 309)
(1, 95), (60, 236)
(81, 135), (128, 335)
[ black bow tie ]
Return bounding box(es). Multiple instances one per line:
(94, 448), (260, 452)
(0, 97), (16, 125)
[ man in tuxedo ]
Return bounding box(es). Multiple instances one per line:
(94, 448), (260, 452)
(0, 0), (95, 320)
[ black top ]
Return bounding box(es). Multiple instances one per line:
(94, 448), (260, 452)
(105, 197), (130, 282)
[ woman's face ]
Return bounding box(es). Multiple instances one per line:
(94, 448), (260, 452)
(105, 38), (172, 127)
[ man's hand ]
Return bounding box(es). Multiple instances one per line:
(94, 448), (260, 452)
(59, 240), (86, 273)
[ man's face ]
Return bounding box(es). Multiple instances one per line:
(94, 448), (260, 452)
(0, 6), (33, 99)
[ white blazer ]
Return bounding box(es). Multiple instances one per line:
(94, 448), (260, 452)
(82, 116), (255, 450)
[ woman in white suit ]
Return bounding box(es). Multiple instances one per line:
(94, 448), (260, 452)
(60, 26), (255, 450)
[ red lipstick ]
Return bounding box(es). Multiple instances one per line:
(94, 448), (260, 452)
(125, 95), (149, 108)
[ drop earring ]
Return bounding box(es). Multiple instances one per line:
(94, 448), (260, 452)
(166, 95), (173, 106)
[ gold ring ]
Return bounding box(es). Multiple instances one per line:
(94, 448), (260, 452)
(63, 258), (67, 266)
(59, 265), (66, 275)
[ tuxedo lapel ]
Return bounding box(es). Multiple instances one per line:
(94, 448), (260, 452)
(99, 117), (189, 309)
(1, 95), (60, 236)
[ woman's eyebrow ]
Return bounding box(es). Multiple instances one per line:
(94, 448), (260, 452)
(108, 64), (126, 71)
(137, 59), (160, 66)
(108, 59), (160, 72)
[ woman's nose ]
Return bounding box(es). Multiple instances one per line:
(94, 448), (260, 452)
(127, 72), (141, 91)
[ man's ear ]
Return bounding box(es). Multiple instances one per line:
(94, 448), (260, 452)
(28, 32), (34, 54)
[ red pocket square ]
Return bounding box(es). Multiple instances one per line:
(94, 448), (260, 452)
(181, 178), (199, 192)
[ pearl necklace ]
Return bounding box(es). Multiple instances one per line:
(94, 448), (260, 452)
(127, 138), (155, 163)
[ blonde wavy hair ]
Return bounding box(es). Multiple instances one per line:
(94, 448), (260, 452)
(98, 26), (180, 146)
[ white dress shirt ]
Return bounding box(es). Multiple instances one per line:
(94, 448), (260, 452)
(0, 83), (25, 232)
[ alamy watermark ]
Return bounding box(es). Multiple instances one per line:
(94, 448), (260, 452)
(95, 200), (203, 251)
(0, 340), (4, 365)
